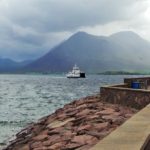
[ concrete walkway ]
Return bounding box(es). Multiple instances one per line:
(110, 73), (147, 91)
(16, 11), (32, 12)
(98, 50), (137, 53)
(90, 104), (150, 150)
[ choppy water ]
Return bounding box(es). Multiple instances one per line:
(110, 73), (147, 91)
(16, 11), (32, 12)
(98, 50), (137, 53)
(0, 74), (144, 146)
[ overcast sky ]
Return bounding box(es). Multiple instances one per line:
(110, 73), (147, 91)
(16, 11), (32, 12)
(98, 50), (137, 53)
(0, 0), (150, 61)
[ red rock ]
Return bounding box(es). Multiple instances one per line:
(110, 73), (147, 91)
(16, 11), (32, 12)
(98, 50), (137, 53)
(63, 121), (74, 130)
(74, 99), (85, 106)
(86, 136), (98, 145)
(114, 107), (120, 112)
(65, 143), (84, 149)
(102, 115), (112, 120)
(71, 135), (95, 145)
(93, 122), (109, 131)
(57, 113), (67, 121)
(33, 146), (48, 150)
(40, 129), (49, 135)
(66, 110), (78, 117)
(119, 108), (134, 115)
(112, 112), (121, 116)
(125, 113), (133, 118)
(65, 107), (77, 113)
(112, 116), (124, 125)
(48, 141), (66, 149)
(85, 99), (98, 103)
(31, 141), (42, 148)
(85, 131), (104, 139)
(99, 130), (111, 137)
(92, 118), (104, 123)
(20, 144), (30, 150)
(32, 125), (43, 135)
(77, 124), (92, 131)
(55, 108), (64, 114)
(99, 108), (115, 115)
(88, 115), (99, 119)
(46, 116), (56, 125)
(76, 109), (91, 117)
(76, 104), (87, 110)
(95, 111), (104, 116)
(47, 135), (62, 145)
(33, 134), (48, 141)
(48, 127), (64, 135)
(97, 102), (104, 106)
(62, 130), (75, 139)
(72, 116), (86, 126)
(102, 115), (124, 125)
(42, 140), (52, 146)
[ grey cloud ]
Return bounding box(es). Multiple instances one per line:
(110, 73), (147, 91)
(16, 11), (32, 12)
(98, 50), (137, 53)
(5, 0), (142, 32)
(0, 0), (148, 60)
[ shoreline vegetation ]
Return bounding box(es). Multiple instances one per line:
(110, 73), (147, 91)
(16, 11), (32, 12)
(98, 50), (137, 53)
(97, 71), (150, 75)
(0, 70), (150, 75)
(4, 94), (138, 150)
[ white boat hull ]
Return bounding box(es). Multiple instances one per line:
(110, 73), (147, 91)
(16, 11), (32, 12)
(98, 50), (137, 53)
(66, 73), (85, 78)
(66, 64), (86, 78)
(67, 75), (81, 78)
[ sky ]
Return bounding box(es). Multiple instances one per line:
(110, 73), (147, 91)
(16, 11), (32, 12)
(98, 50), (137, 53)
(0, 0), (150, 61)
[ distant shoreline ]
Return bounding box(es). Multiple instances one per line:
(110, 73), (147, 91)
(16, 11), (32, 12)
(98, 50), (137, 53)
(97, 71), (150, 75)
(0, 71), (150, 75)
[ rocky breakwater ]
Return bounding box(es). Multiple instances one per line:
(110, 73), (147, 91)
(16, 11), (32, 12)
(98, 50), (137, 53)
(5, 95), (138, 150)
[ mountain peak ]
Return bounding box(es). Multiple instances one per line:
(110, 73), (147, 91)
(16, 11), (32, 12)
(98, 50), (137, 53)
(69, 31), (90, 39)
(110, 31), (141, 39)
(68, 31), (104, 43)
(66, 31), (94, 43)
(74, 31), (88, 36)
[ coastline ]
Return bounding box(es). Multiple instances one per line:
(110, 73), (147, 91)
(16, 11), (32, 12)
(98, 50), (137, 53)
(4, 95), (138, 150)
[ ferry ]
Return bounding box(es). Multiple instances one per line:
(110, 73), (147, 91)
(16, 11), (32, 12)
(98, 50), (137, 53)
(66, 64), (85, 78)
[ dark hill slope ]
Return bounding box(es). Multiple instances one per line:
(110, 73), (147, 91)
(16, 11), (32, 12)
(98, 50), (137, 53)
(23, 31), (150, 73)
(0, 58), (33, 72)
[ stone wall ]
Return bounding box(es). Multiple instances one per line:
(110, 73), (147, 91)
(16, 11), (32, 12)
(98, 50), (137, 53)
(124, 77), (150, 89)
(100, 86), (150, 109)
(124, 77), (150, 84)
(109, 83), (129, 88)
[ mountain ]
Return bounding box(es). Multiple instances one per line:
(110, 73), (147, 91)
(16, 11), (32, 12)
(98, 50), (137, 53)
(22, 31), (150, 73)
(0, 58), (33, 72)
